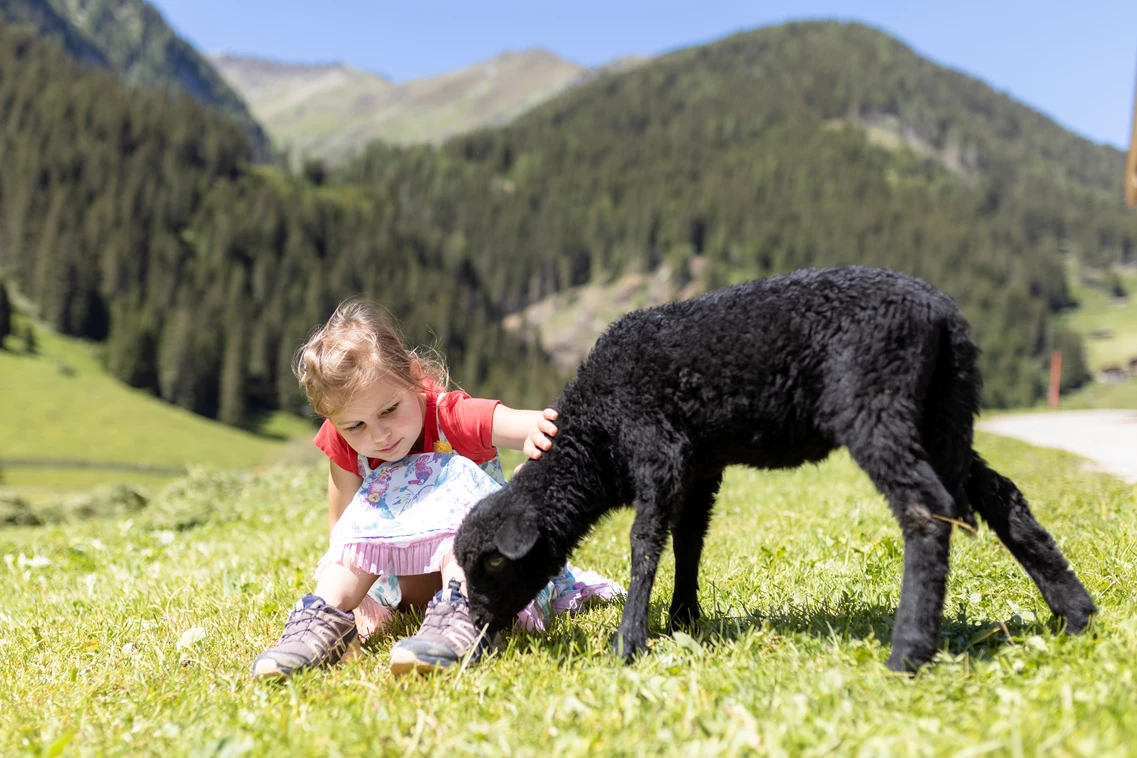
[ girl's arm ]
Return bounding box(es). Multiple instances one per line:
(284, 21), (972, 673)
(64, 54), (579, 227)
(328, 461), (364, 533)
(492, 405), (559, 458)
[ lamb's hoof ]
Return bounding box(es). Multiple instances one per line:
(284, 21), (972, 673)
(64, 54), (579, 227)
(1058, 597), (1097, 635)
(610, 631), (646, 663)
(668, 602), (701, 631)
(886, 645), (933, 675)
(1059, 611), (1095, 636)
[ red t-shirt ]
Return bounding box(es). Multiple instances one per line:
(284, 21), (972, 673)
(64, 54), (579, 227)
(313, 391), (501, 475)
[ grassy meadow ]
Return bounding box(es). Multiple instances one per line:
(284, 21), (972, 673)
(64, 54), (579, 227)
(1035, 264), (1137, 412)
(2, 266), (1136, 755)
(0, 317), (317, 503)
(1064, 267), (1137, 375)
(1, 434), (1134, 756)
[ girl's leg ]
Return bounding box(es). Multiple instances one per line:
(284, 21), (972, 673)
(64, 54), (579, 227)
(354, 594), (396, 643)
(438, 547), (467, 595)
(313, 562), (378, 611)
(397, 572), (444, 608)
(312, 545), (462, 614)
(308, 564), (447, 644)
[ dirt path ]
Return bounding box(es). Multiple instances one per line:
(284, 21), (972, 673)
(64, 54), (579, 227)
(978, 410), (1137, 484)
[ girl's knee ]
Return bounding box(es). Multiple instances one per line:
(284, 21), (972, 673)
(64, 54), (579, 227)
(314, 562), (380, 610)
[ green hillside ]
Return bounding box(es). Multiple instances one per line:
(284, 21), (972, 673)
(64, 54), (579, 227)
(0, 314), (316, 501)
(343, 21), (1137, 408)
(0, 21), (565, 428)
(5, 19), (1137, 440)
(1052, 264), (1137, 409)
(1066, 265), (1137, 372)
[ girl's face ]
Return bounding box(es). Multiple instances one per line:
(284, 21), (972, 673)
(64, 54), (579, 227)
(330, 374), (426, 462)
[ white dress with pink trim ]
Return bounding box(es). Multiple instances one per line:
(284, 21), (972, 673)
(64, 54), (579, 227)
(317, 395), (622, 639)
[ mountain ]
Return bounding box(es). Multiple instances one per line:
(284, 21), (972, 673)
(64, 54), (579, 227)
(342, 21), (1137, 407)
(4, 18), (1136, 427)
(0, 0), (105, 64)
(212, 49), (593, 164)
(0, 22), (561, 427)
(0, 0), (269, 157)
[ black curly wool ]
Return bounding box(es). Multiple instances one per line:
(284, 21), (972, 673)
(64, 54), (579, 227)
(455, 266), (1096, 672)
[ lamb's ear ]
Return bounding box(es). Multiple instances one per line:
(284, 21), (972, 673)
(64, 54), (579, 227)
(493, 518), (539, 560)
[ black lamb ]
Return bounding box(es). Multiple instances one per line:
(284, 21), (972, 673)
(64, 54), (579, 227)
(454, 266), (1096, 672)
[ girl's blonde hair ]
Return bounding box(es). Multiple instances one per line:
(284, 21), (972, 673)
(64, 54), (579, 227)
(293, 298), (449, 418)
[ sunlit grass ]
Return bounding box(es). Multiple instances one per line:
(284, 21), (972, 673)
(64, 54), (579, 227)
(1, 433), (1134, 756)
(1057, 380), (1137, 411)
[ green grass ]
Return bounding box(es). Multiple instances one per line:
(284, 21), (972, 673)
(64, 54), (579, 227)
(1, 433), (1134, 756)
(1048, 262), (1137, 410)
(1055, 380), (1137, 411)
(1064, 266), (1137, 373)
(0, 319), (318, 501)
(1, 466), (178, 494)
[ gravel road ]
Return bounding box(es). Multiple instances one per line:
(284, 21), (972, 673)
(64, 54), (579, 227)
(978, 410), (1137, 484)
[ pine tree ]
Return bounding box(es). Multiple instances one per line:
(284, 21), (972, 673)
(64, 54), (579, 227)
(218, 326), (248, 427)
(23, 323), (38, 355)
(0, 280), (12, 348)
(1105, 271), (1128, 300)
(276, 322), (308, 416)
(1056, 328), (1092, 392)
(157, 307), (196, 410)
(6, 20), (1137, 425)
(218, 269), (251, 426)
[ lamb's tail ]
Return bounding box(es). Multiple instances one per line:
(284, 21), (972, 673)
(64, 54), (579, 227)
(941, 311), (983, 424)
(919, 311), (983, 527)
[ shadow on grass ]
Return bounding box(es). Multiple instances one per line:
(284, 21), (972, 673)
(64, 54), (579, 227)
(503, 596), (1066, 667)
(703, 599), (1061, 660)
(360, 608), (425, 653)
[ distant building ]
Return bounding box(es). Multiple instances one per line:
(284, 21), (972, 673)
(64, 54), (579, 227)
(1098, 366), (1129, 384)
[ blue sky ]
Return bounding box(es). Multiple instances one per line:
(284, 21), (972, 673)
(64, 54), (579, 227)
(151, 0), (1137, 149)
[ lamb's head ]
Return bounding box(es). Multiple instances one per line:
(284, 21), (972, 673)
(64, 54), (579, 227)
(454, 483), (564, 635)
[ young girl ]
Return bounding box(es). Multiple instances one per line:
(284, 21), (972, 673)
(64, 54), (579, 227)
(252, 299), (621, 680)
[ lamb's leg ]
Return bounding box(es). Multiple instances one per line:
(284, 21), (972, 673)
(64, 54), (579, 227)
(846, 432), (957, 673)
(890, 510), (953, 673)
(965, 455), (1096, 632)
(614, 501), (672, 662)
(669, 471), (723, 630)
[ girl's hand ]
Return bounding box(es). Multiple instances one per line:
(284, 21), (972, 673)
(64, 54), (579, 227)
(513, 408), (559, 475)
(523, 408), (559, 460)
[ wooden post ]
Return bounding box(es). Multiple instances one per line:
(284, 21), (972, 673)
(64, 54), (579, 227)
(1048, 349), (1062, 409)
(1128, 60), (1137, 207)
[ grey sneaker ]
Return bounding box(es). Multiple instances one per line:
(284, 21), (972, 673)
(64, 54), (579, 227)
(389, 580), (490, 675)
(251, 594), (361, 680)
